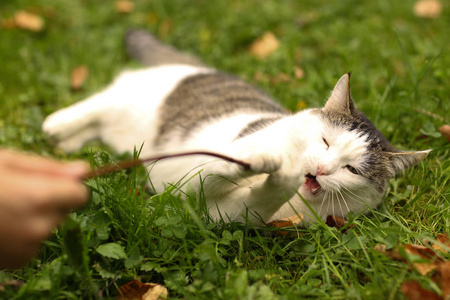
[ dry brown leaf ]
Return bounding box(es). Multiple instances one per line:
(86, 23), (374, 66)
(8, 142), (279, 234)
(284, 213), (304, 224)
(401, 281), (442, 300)
(413, 262), (438, 276)
(118, 280), (168, 300)
(432, 233), (450, 253)
(14, 11), (45, 32)
(249, 32), (279, 59)
(267, 219), (294, 231)
(0, 279), (24, 292)
(438, 125), (450, 142)
(143, 284), (169, 300)
(374, 244), (404, 260)
(436, 261), (450, 298)
(115, 1), (135, 14)
(267, 214), (303, 237)
(403, 244), (444, 275)
(376, 243), (445, 275)
(374, 244), (387, 253)
(326, 215), (354, 232)
(293, 66), (305, 79)
(404, 244), (438, 260)
(71, 65), (89, 90)
(413, 0), (442, 19)
(271, 72), (290, 84)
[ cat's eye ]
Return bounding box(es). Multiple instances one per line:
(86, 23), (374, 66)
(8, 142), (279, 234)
(346, 165), (359, 175)
(322, 137), (329, 149)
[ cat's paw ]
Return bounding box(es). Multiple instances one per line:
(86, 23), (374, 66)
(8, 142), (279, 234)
(267, 155), (304, 188)
(247, 154), (282, 174)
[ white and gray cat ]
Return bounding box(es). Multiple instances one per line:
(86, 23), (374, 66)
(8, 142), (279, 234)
(43, 30), (429, 224)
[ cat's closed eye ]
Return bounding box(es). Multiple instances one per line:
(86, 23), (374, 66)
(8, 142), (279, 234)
(346, 165), (359, 175)
(322, 137), (329, 149)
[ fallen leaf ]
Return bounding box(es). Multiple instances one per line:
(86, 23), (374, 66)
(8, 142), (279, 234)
(374, 244), (404, 260)
(118, 280), (168, 300)
(403, 243), (443, 275)
(293, 66), (305, 79)
(296, 100), (307, 110)
(13, 11), (45, 32)
(268, 213), (304, 228)
(326, 215), (354, 232)
(436, 261), (450, 298)
(404, 244), (438, 260)
(0, 279), (24, 292)
(253, 71), (269, 83)
(143, 284), (168, 300)
(413, 0), (442, 19)
(413, 262), (439, 276)
(438, 125), (450, 142)
(71, 65), (89, 90)
(374, 244), (387, 253)
(271, 72), (290, 84)
(267, 219), (294, 229)
(431, 233), (450, 253)
(401, 281), (442, 300)
(284, 213), (304, 224)
(249, 32), (279, 59)
(115, 1), (135, 14)
(267, 214), (303, 237)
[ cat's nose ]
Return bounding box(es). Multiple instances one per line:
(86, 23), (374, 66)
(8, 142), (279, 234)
(317, 165), (329, 176)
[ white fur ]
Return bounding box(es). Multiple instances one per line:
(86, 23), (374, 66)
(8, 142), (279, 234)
(43, 65), (380, 224)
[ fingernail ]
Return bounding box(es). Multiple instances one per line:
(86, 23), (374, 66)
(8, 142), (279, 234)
(65, 161), (90, 178)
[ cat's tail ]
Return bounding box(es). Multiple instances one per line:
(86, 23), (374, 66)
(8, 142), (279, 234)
(125, 29), (205, 67)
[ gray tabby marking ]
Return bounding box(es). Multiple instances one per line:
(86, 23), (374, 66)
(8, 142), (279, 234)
(236, 116), (284, 139)
(155, 73), (287, 145)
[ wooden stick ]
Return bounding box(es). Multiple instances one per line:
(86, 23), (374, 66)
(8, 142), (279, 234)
(85, 151), (251, 179)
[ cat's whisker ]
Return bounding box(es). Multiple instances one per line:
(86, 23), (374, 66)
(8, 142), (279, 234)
(336, 190), (344, 217)
(337, 189), (350, 215)
(341, 192), (351, 217)
(326, 191), (332, 220)
(332, 191), (336, 218)
(318, 191), (327, 217)
(341, 186), (362, 200)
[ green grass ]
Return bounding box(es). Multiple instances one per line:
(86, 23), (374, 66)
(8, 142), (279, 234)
(1, 0), (449, 299)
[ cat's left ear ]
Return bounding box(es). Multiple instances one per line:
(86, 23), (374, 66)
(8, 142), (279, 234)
(387, 150), (431, 173)
(324, 73), (355, 114)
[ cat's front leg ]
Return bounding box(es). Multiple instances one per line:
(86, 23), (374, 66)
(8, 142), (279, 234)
(201, 151), (304, 223)
(203, 149), (304, 195)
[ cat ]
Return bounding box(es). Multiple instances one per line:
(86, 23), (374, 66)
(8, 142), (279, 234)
(42, 30), (430, 225)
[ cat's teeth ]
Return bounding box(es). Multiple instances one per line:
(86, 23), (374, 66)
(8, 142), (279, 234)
(311, 187), (320, 193)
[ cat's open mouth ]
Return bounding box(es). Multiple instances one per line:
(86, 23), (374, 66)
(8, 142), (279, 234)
(305, 173), (321, 195)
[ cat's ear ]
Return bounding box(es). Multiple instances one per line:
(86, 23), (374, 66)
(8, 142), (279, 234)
(324, 73), (355, 114)
(387, 150), (431, 173)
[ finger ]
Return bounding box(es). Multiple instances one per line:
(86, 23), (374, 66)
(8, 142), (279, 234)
(12, 175), (90, 211)
(0, 150), (89, 179)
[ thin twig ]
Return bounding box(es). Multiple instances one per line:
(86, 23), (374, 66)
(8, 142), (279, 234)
(85, 151), (251, 179)
(413, 107), (445, 122)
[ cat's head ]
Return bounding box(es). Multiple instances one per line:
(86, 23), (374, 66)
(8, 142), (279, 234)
(298, 73), (430, 220)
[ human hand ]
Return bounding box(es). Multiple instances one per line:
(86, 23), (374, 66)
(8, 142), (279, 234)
(0, 150), (89, 269)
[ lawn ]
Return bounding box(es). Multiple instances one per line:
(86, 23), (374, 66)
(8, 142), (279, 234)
(0, 0), (449, 299)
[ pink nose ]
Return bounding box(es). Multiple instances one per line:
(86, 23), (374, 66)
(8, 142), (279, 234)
(317, 165), (329, 176)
